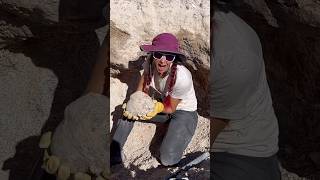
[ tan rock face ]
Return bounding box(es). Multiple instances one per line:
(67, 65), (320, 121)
(110, 0), (210, 68)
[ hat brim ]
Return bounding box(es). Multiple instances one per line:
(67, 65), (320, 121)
(140, 45), (186, 62)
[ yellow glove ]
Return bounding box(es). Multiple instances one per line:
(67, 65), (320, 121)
(141, 101), (164, 120)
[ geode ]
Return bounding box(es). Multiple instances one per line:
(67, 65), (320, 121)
(40, 93), (110, 179)
(125, 91), (155, 117)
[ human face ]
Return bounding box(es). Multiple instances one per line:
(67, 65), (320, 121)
(152, 52), (175, 76)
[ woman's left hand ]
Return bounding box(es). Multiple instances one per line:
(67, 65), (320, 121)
(141, 100), (164, 120)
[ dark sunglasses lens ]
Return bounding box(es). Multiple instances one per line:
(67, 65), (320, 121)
(153, 52), (163, 59)
(166, 55), (175, 61)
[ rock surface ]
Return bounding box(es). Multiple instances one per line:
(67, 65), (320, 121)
(242, 0), (320, 27)
(125, 91), (155, 117)
(111, 116), (210, 179)
(50, 93), (109, 176)
(0, 50), (58, 179)
(110, 0), (210, 68)
(0, 0), (107, 25)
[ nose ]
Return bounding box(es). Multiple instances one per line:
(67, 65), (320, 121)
(159, 55), (167, 61)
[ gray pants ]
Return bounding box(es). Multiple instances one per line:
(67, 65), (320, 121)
(113, 110), (198, 166)
(211, 152), (281, 180)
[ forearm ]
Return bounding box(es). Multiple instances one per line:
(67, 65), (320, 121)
(136, 74), (145, 92)
(161, 96), (180, 114)
(161, 106), (175, 114)
(210, 117), (229, 146)
(85, 38), (108, 94)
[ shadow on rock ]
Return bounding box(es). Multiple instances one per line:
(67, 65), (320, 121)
(110, 57), (145, 134)
(2, 136), (42, 180)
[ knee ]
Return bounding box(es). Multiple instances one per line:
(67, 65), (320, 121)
(116, 118), (134, 128)
(160, 155), (180, 166)
(160, 147), (181, 166)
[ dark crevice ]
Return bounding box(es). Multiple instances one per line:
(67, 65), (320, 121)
(231, 1), (320, 179)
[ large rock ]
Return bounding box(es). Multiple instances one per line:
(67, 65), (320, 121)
(277, 0), (320, 27)
(0, 0), (108, 179)
(0, 50), (58, 179)
(49, 93), (109, 176)
(110, 77), (128, 129)
(242, 0), (320, 27)
(0, 0), (107, 25)
(0, 20), (33, 48)
(125, 91), (155, 118)
(0, 0), (107, 50)
(243, 0), (279, 27)
(0, 0), (60, 22)
(115, 116), (210, 176)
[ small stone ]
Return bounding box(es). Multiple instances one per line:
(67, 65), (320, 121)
(45, 156), (60, 174)
(57, 164), (70, 180)
(39, 131), (52, 148)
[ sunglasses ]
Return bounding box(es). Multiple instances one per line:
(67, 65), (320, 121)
(152, 52), (176, 61)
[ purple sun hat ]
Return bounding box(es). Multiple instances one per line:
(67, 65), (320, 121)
(140, 33), (186, 62)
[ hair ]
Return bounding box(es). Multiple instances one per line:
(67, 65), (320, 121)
(142, 54), (153, 93)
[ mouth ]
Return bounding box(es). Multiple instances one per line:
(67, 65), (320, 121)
(157, 64), (167, 72)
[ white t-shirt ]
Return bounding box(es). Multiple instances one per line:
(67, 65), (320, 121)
(209, 11), (279, 157)
(143, 62), (197, 111)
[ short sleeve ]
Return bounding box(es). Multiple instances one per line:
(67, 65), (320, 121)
(170, 66), (193, 99)
(209, 51), (263, 120)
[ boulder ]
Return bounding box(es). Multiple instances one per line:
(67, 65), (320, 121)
(0, 50), (58, 179)
(47, 93), (109, 177)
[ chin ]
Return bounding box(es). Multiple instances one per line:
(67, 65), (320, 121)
(158, 69), (167, 74)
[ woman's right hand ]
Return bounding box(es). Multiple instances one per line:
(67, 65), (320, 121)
(140, 100), (164, 120)
(122, 103), (139, 120)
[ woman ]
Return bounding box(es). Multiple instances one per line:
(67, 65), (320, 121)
(111, 33), (198, 167)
